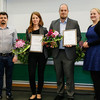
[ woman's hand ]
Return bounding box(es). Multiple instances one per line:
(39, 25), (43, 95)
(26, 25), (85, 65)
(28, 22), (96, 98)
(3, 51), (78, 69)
(42, 42), (48, 46)
(83, 41), (89, 48)
(50, 41), (56, 46)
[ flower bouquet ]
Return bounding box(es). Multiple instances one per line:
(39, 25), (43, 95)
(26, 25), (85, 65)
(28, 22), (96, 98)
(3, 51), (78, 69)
(12, 39), (30, 64)
(42, 29), (63, 48)
(75, 41), (85, 61)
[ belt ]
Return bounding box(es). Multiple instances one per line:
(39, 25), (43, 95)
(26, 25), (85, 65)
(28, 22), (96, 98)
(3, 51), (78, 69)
(59, 49), (65, 51)
(0, 53), (13, 56)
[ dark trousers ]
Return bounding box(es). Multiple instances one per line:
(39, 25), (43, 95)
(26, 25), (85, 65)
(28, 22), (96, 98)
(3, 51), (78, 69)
(0, 55), (14, 95)
(28, 52), (47, 95)
(90, 71), (100, 100)
(53, 50), (75, 98)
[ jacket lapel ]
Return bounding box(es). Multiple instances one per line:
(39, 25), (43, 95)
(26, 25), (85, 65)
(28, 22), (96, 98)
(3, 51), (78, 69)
(56, 19), (60, 33)
(65, 18), (71, 30)
(39, 27), (44, 35)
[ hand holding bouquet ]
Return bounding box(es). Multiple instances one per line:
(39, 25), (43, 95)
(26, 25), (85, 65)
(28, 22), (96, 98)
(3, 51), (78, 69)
(42, 29), (63, 48)
(12, 39), (30, 63)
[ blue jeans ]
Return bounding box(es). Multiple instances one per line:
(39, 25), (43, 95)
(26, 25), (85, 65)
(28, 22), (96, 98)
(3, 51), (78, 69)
(0, 55), (14, 95)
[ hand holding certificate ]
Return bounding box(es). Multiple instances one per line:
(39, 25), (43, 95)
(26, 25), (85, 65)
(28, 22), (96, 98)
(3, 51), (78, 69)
(63, 29), (77, 46)
(30, 34), (43, 52)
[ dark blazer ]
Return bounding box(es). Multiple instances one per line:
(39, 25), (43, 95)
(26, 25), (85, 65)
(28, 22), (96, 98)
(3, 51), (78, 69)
(49, 18), (81, 59)
(88, 21), (100, 47)
(95, 21), (100, 34)
(26, 26), (48, 58)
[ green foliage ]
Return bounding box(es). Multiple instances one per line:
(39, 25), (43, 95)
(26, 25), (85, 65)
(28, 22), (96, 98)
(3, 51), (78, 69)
(18, 51), (29, 64)
(75, 45), (85, 61)
(17, 45), (86, 63)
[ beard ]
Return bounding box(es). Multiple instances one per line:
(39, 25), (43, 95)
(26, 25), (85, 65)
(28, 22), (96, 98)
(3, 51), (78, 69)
(60, 15), (67, 20)
(61, 17), (67, 19)
(1, 20), (6, 25)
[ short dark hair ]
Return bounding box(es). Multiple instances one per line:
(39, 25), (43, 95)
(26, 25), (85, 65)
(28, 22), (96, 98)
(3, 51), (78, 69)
(0, 12), (8, 18)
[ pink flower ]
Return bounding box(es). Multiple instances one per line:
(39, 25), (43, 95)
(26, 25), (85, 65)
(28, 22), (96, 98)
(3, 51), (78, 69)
(47, 31), (53, 37)
(16, 39), (19, 42)
(51, 34), (55, 38)
(53, 31), (59, 37)
(79, 41), (84, 48)
(15, 39), (25, 48)
(49, 29), (53, 32)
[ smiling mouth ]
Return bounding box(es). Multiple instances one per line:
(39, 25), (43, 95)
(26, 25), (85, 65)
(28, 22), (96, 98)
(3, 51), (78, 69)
(91, 16), (96, 18)
(1, 21), (6, 24)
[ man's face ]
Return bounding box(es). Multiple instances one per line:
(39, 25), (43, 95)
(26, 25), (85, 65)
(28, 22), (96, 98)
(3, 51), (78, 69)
(0, 15), (8, 25)
(59, 5), (69, 19)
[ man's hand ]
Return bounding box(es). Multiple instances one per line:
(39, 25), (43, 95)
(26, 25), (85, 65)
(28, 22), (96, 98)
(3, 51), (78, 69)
(65, 45), (72, 47)
(12, 56), (18, 63)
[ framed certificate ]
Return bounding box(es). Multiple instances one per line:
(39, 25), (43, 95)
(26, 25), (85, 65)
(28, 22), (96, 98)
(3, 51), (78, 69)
(30, 34), (43, 52)
(63, 29), (77, 46)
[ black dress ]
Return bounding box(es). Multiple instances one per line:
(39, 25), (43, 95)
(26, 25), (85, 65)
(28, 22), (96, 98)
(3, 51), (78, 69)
(28, 29), (47, 95)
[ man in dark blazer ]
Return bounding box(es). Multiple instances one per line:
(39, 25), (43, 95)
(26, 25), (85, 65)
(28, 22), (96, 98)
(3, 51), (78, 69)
(49, 3), (81, 100)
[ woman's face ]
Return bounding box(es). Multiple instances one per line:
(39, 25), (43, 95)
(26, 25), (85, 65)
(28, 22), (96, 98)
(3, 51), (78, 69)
(90, 9), (100, 22)
(32, 14), (40, 25)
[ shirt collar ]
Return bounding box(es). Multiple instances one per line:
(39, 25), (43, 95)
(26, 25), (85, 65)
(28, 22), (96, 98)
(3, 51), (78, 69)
(60, 18), (68, 23)
(0, 26), (9, 29)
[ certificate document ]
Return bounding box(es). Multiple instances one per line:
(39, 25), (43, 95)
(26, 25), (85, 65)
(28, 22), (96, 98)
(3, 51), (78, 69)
(30, 34), (43, 52)
(63, 29), (77, 46)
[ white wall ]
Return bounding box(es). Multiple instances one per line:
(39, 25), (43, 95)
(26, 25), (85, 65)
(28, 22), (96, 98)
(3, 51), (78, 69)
(0, 0), (7, 11)
(7, 0), (100, 33)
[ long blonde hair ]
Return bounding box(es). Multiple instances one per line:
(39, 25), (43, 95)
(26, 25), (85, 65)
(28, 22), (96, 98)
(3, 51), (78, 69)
(28, 12), (44, 33)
